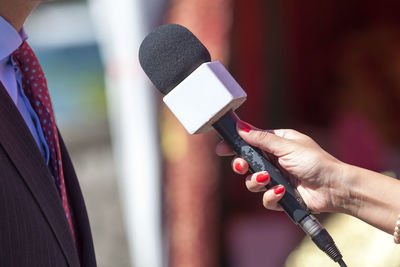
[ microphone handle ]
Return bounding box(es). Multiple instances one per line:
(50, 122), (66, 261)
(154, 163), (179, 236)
(213, 111), (345, 264)
(213, 111), (310, 224)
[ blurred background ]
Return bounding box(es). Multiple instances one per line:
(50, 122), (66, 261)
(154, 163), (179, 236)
(25, 0), (400, 266)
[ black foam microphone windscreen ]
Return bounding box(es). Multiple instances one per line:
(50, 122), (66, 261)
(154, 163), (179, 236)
(139, 24), (211, 95)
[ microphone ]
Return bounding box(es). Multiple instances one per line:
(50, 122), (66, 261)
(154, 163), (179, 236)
(139, 24), (346, 266)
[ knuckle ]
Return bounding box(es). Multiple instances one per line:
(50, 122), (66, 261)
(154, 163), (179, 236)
(252, 130), (271, 145)
(262, 194), (274, 208)
(245, 177), (260, 192)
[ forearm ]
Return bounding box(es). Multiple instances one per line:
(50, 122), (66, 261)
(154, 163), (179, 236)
(336, 163), (400, 234)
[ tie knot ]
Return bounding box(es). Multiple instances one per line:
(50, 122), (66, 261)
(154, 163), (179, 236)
(12, 41), (34, 64)
(12, 41), (45, 85)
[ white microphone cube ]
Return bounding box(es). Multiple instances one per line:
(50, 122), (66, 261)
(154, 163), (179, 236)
(163, 61), (247, 134)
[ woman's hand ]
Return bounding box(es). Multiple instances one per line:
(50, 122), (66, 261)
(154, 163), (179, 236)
(215, 121), (348, 213)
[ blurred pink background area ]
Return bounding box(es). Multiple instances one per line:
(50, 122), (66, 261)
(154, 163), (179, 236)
(164, 1), (400, 266)
(28, 0), (400, 266)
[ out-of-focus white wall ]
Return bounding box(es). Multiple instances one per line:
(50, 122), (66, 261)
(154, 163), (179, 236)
(88, 0), (167, 266)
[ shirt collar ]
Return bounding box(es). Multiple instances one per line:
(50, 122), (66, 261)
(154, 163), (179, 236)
(0, 16), (28, 62)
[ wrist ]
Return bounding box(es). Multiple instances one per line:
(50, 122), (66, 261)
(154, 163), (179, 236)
(338, 165), (400, 233)
(326, 161), (361, 214)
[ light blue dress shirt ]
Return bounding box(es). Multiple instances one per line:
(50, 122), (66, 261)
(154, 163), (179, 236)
(0, 16), (49, 163)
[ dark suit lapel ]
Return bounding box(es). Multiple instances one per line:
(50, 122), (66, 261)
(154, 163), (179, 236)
(0, 83), (80, 267)
(58, 133), (97, 266)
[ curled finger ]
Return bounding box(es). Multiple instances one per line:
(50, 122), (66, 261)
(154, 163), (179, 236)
(215, 140), (235, 156)
(232, 157), (248, 174)
(262, 185), (285, 211)
(245, 171), (270, 192)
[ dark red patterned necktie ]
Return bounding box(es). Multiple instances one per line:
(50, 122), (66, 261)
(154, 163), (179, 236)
(12, 42), (76, 244)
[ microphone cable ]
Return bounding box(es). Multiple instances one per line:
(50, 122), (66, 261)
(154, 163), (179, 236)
(338, 259), (348, 267)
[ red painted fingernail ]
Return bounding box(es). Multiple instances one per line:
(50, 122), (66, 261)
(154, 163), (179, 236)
(274, 185), (285, 195)
(237, 120), (252, 133)
(256, 172), (270, 183)
(234, 162), (243, 172)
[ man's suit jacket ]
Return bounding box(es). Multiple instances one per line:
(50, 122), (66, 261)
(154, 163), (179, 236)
(0, 83), (96, 267)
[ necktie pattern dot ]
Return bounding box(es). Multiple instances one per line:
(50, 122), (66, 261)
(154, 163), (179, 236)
(12, 42), (76, 244)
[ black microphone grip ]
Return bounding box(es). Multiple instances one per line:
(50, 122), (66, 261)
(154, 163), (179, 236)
(213, 111), (310, 224)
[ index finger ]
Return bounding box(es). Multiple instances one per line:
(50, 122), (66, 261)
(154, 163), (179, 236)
(215, 140), (235, 156)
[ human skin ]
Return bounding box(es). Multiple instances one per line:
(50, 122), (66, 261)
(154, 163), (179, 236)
(216, 121), (400, 235)
(0, 0), (44, 31)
